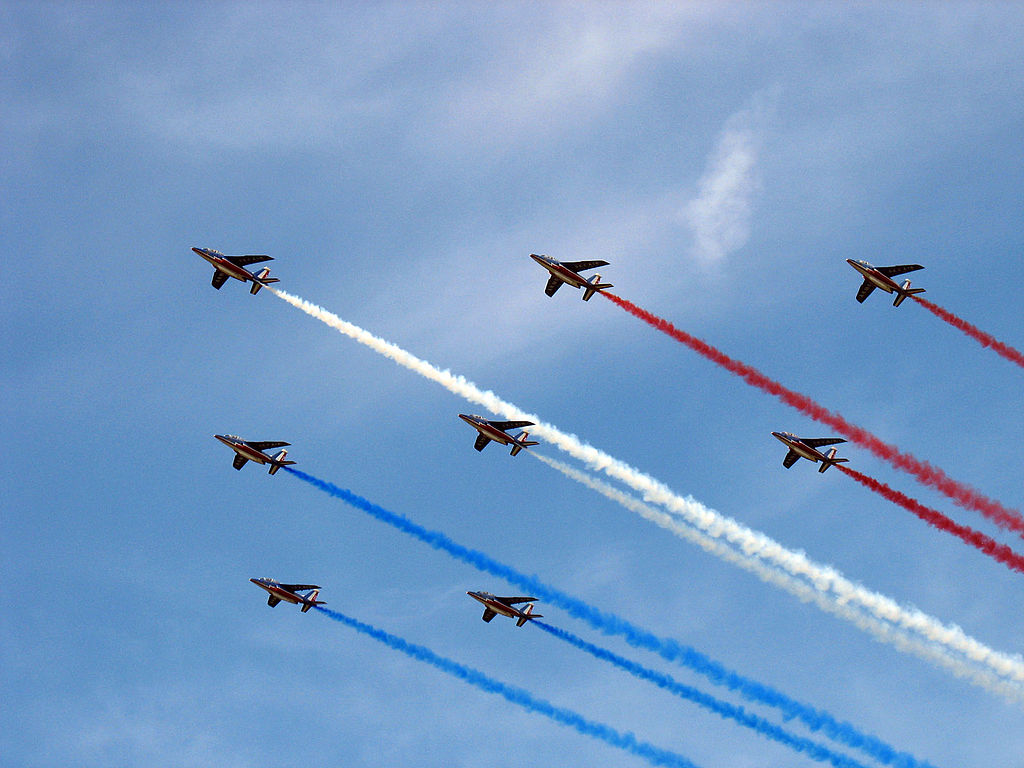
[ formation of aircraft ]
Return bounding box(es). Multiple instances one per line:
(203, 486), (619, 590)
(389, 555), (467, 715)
(530, 253), (613, 301)
(467, 591), (543, 626)
(458, 414), (539, 456)
(771, 431), (850, 473)
(220, 255), (938, 629)
(192, 246), (280, 294)
(214, 434), (297, 475)
(846, 259), (925, 307)
(250, 577), (326, 612)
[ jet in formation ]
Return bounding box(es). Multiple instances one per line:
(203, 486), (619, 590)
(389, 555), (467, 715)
(530, 254), (612, 301)
(251, 577), (325, 612)
(214, 434), (297, 475)
(846, 259), (925, 307)
(467, 591), (542, 627)
(771, 432), (850, 473)
(458, 414), (539, 457)
(192, 246), (280, 294)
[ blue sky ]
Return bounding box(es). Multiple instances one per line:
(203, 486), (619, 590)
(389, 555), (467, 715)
(4, 3), (1024, 766)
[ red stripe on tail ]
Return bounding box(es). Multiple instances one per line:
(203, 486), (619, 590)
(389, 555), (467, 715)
(601, 291), (1024, 537)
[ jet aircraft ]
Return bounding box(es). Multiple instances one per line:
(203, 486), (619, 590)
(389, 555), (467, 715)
(458, 414), (538, 456)
(467, 591), (542, 627)
(250, 577), (325, 612)
(846, 259), (925, 307)
(771, 431), (849, 473)
(192, 246), (280, 294)
(530, 253), (612, 301)
(214, 434), (297, 475)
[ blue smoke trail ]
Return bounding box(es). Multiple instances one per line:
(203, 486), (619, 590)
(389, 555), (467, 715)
(288, 468), (934, 768)
(533, 621), (867, 768)
(315, 606), (702, 768)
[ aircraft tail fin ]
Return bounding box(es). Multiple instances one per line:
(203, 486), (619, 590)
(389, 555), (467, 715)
(250, 268), (280, 294)
(300, 589), (325, 612)
(893, 279), (925, 307)
(819, 447), (850, 473)
(582, 273), (613, 301)
(516, 603), (542, 627)
(509, 431), (540, 456)
(268, 449), (297, 475)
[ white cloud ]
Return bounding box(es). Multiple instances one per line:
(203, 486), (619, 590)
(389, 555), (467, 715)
(683, 91), (775, 264)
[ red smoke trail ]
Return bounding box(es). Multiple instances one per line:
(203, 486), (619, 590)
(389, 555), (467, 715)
(838, 465), (1024, 574)
(601, 291), (1024, 536)
(912, 295), (1024, 369)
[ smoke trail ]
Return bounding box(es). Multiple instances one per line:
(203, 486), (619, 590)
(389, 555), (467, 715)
(269, 287), (1024, 688)
(315, 607), (702, 768)
(838, 466), (1024, 574)
(532, 453), (1024, 704)
(533, 622), (884, 768)
(600, 291), (1024, 537)
(913, 295), (1024, 369)
(287, 467), (943, 765)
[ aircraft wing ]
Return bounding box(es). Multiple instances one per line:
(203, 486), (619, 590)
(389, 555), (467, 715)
(233, 454), (249, 470)
(802, 438), (846, 448)
(877, 264), (924, 278)
(782, 450), (801, 469)
(855, 280), (876, 303)
(562, 259), (609, 272)
(267, 595), (282, 607)
(500, 597), (538, 605)
(247, 441), (290, 450)
(490, 421), (534, 431)
(544, 275), (564, 296)
(231, 254), (273, 267)
(212, 270), (229, 290)
(481, 609), (497, 622)
(280, 584), (321, 592)
(474, 433), (490, 452)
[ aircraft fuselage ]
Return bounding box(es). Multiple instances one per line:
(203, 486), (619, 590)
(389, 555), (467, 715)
(771, 432), (827, 463)
(459, 415), (517, 447)
(193, 247), (256, 283)
(846, 259), (901, 295)
(251, 579), (305, 606)
(530, 254), (589, 289)
(215, 434), (273, 465)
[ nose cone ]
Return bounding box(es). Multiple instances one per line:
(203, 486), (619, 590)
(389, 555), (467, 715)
(458, 414), (476, 425)
(529, 253), (548, 266)
(250, 578), (261, 586)
(770, 431), (790, 444)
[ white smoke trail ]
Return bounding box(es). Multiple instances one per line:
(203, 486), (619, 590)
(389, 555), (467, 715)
(532, 453), (1024, 704)
(270, 287), (1024, 689)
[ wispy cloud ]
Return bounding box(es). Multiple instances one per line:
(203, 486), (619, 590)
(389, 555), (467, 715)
(683, 91), (775, 264)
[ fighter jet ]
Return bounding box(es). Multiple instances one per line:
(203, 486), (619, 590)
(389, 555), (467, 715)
(467, 591), (542, 627)
(771, 431), (849, 473)
(192, 246), (280, 294)
(214, 434), (297, 475)
(250, 577), (325, 613)
(530, 253), (612, 301)
(846, 259), (925, 307)
(458, 414), (539, 456)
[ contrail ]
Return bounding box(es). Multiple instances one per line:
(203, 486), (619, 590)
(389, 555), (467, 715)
(315, 607), (702, 768)
(912, 295), (1024, 369)
(533, 622), (903, 768)
(268, 288), (1024, 688)
(287, 467), (943, 764)
(838, 466), (1024, 575)
(532, 453), (1024, 704)
(600, 291), (1024, 537)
